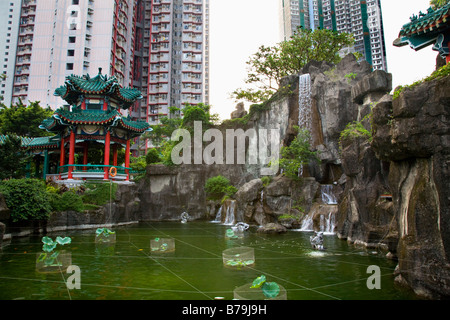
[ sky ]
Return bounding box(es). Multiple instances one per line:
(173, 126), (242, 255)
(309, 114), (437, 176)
(208, 0), (438, 121)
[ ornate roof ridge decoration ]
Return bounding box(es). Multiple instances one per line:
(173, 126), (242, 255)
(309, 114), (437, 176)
(54, 68), (143, 109)
(394, 3), (450, 56)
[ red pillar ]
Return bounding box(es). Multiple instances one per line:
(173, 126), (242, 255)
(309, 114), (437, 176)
(81, 100), (86, 110)
(125, 139), (130, 181)
(83, 142), (88, 166)
(68, 131), (76, 179)
(103, 130), (111, 180)
(103, 98), (108, 111)
(113, 145), (118, 166)
(59, 137), (65, 179)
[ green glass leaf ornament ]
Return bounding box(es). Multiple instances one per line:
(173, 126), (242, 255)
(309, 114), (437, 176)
(262, 282), (280, 299)
(96, 228), (104, 236)
(250, 275), (266, 289)
(41, 236), (54, 245)
(56, 236), (71, 246)
(243, 260), (254, 266)
(42, 242), (57, 253)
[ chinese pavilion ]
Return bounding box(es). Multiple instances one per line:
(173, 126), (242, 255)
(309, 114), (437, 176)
(38, 68), (151, 182)
(393, 3), (450, 64)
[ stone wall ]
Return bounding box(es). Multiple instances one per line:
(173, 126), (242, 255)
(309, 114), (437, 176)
(1, 183), (140, 241)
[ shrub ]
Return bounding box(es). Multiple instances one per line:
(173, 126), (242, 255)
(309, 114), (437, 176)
(0, 179), (51, 222)
(279, 127), (319, 180)
(204, 175), (238, 200)
(82, 182), (117, 206)
(146, 148), (162, 164)
(59, 191), (84, 212)
(339, 120), (371, 147)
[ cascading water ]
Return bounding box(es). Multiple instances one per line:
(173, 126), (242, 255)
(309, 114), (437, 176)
(298, 73), (312, 134)
(223, 200), (236, 225)
(211, 199), (237, 225)
(298, 73), (312, 179)
(321, 185), (337, 205)
(297, 185), (338, 234)
(212, 206), (222, 223)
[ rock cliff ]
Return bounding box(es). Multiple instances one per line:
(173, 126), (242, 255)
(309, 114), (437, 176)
(371, 75), (450, 299)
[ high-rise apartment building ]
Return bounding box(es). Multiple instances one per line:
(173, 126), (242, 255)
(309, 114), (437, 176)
(4, 0), (210, 123)
(131, 0), (210, 125)
(280, 0), (387, 71)
(0, 0), (22, 107)
(7, 0), (136, 109)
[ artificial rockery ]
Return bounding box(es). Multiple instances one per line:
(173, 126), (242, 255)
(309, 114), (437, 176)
(139, 54), (449, 299)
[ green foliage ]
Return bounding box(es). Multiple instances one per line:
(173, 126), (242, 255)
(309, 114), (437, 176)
(279, 127), (319, 180)
(144, 103), (219, 148)
(339, 120), (372, 147)
(204, 175), (238, 200)
(344, 72), (357, 84)
(232, 28), (355, 103)
(130, 156), (147, 171)
(0, 179), (51, 222)
(146, 148), (162, 164)
(430, 0), (449, 9)
(0, 134), (31, 180)
(393, 63), (450, 99)
(0, 100), (53, 137)
(261, 176), (272, 187)
(82, 182), (117, 206)
(59, 191), (84, 212)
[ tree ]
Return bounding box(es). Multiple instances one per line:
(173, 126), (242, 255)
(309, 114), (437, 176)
(279, 127), (319, 180)
(0, 100), (53, 137)
(143, 103), (219, 147)
(430, 0), (449, 9)
(0, 134), (31, 180)
(232, 28), (355, 103)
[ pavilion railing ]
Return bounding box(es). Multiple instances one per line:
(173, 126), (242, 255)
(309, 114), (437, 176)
(57, 164), (144, 180)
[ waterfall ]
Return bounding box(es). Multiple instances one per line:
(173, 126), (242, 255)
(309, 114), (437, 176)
(298, 73), (312, 134)
(223, 200), (236, 225)
(296, 203), (337, 234)
(300, 211), (314, 231)
(320, 212), (336, 235)
(321, 185), (337, 205)
(211, 199), (237, 225)
(212, 206), (222, 223)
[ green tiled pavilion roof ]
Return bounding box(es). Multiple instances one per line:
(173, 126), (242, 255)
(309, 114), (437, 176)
(0, 135), (59, 150)
(394, 3), (450, 50)
(54, 68), (143, 109)
(40, 108), (150, 135)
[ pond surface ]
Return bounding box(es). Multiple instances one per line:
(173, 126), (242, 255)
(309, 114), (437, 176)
(0, 222), (417, 300)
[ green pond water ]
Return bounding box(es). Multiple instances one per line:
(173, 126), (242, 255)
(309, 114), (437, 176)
(0, 222), (417, 300)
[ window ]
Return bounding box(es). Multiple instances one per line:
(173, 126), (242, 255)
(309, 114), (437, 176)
(68, 49), (75, 56)
(69, 36), (76, 43)
(66, 63), (74, 70)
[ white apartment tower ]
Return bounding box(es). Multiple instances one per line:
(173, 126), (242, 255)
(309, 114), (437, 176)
(9, 0), (136, 109)
(131, 0), (210, 125)
(280, 0), (387, 71)
(0, 0), (22, 107)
